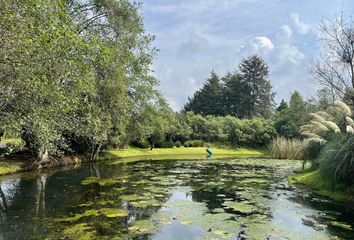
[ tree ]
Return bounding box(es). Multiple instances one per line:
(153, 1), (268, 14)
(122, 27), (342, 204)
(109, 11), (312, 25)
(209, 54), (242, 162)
(276, 100), (288, 112)
(0, 0), (161, 163)
(222, 72), (248, 117)
(274, 92), (312, 139)
(184, 71), (224, 116)
(314, 87), (334, 109)
(289, 91), (304, 109)
(238, 55), (275, 118)
(312, 12), (354, 105)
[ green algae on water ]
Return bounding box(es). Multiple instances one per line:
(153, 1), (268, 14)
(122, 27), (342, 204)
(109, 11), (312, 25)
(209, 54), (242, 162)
(63, 223), (97, 240)
(222, 201), (258, 214)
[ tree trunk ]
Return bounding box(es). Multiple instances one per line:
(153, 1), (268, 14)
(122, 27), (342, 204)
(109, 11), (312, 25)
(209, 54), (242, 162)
(38, 149), (49, 163)
(90, 143), (102, 161)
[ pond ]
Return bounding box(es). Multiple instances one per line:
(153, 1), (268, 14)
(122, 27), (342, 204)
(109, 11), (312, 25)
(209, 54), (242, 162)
(0, 158), (353, 240)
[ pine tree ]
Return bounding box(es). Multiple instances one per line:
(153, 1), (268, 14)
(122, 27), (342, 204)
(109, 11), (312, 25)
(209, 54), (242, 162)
(238, 55), (275, 118)
(277, 100), (288, 112)
(223, 72), (248, 117)
(184, 71), (224, 116)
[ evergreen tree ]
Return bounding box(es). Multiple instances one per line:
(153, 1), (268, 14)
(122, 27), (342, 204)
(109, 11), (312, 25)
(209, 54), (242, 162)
(184, 71), (224, 116)
(238, 55), (275, 118)
(276, 100), (288, 112)
(223, 72), (248, 117)
(274, 91), (311, 139)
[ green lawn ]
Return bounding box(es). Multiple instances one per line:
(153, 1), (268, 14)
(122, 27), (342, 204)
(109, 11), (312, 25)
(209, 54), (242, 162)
(288, 170), (354, 201)
(108, 146), (270, 159)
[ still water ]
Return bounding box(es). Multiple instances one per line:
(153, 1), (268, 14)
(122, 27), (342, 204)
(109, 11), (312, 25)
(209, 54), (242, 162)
(0, 158), (353, 240)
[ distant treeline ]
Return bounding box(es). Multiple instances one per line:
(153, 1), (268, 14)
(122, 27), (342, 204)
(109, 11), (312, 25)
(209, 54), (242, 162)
(184, 55), (275, 119)
(132, 112), (276, 149)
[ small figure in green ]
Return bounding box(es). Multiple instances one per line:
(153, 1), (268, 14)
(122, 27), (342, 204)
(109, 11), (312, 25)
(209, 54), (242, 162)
(206, 146), (213, 156)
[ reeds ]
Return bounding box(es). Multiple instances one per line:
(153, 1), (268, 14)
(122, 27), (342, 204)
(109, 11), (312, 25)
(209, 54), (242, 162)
(269, 137), (308, 160)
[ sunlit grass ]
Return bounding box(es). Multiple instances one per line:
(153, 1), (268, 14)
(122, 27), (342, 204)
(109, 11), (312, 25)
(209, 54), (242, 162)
(108, 146), (270, 159)
(288, 170), (354, 201)
(0, 162), (23, 175)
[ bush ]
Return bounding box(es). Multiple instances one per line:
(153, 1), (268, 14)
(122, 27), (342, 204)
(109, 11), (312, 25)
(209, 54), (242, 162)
(175, 141), (182, 148)
(183, 140), (204, 147)
(0, 138), (25, 158)
(131, 139), (150, 149)
(269, 137), (308, 160)
(156, 140), (174, 148)
(319, 134), (354, 185)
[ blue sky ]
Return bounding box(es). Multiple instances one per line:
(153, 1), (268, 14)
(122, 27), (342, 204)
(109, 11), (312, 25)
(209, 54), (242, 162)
(141, 0), (354, 111)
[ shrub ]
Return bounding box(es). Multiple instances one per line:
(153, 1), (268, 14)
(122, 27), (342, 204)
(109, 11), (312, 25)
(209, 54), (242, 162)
(175, 141), (182, 148)
(131, 139), (150, 149)
(156, 140), (174, 148)
(0, 138), (25, 158)
(183, 140), (204, 147)
(269, 137), (308, 160)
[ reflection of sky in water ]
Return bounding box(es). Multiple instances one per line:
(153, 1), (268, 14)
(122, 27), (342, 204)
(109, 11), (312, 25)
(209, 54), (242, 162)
(153, 189), (208, 240)
(0, 178), (20, 205)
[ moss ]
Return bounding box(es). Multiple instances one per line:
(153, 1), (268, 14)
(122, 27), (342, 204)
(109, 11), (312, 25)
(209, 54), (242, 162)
(288, 170), (354, 201)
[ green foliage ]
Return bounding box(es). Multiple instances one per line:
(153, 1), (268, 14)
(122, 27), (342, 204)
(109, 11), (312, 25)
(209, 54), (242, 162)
(184, 56), (275, 119)
(276, 100), (288, 112)
(184, 71), (224, 116)
(174, 141), (182, 148)
(0, 0), (162, 162)
(183, 140), (205, 148)
(319, 134), (354, 185)
(179, 113), (275, 147)
(156, 140), (174, 148)
(238, 55), (275, 119)
(274, 92), (314, 139)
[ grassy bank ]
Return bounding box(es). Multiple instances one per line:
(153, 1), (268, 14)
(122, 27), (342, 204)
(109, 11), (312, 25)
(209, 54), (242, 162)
(0, 161), (24, 175)
(288, 170), (354, 201)
(0, 146), (269, 176)
(108, 146), (270, 159)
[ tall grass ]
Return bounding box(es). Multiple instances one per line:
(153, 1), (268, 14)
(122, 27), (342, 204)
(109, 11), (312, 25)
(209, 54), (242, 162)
(319, 134), (354, 185)
(269, 137), (308, 160)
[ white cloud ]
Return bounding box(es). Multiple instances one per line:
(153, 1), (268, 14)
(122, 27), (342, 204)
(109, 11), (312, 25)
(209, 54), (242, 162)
(280, 25), (292, 39)
(182, 77), (200, 96)
(276, 45), (305, 64)
(291, 13), (310, 34)
(249, 36), (274, 54)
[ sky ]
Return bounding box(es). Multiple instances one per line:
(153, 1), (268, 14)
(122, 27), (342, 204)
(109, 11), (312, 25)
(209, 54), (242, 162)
(141, 0), (354, 111)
